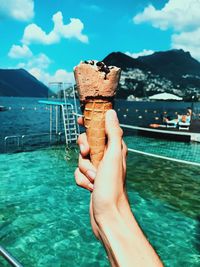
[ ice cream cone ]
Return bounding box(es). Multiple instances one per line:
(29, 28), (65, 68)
(74, 60), (121, 168)
(84, 99), (112, 168)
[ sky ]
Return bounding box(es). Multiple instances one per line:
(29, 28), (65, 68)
(0, 0), (200, 85)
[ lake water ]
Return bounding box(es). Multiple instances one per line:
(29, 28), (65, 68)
(0, 97), (200, 266)
(0, 97), (199, 151)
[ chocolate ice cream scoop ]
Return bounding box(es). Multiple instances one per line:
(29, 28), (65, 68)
(74, 61), (121, 101)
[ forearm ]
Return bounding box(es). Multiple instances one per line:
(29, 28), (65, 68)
(97, 200), (163, 267)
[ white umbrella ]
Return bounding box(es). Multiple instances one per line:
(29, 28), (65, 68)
(149, 92), (183, 101)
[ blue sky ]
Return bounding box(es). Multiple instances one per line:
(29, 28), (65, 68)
(0, 0), (200, 84)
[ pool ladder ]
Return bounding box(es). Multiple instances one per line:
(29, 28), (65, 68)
(0, 245), (23, 267)
(61, 103), (79, 145)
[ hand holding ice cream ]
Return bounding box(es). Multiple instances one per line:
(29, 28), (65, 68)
(74, 60), (121, 168)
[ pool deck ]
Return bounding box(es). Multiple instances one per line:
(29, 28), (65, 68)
(144, 120), (200, 142)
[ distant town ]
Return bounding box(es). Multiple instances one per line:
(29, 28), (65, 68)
(103, 49), (200, 101)
(119, 68), (200, 101)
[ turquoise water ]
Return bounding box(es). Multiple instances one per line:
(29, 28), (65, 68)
(126, 135), (200, 164)
(0, 141), (200, 266)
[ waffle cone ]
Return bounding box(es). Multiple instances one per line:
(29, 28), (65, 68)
(84, 100), (112, 168)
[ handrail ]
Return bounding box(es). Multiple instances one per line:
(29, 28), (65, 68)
(4, 135), (21, 152)
(0, 245), (23, 267)
(4, 135), (21, 141)
(4, 132), (61, 153)
(72, 86), (80, 134)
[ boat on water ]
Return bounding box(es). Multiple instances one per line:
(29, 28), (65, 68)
(0, 106), (7, 112)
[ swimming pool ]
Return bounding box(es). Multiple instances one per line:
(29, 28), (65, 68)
(0, 140), (199, 266)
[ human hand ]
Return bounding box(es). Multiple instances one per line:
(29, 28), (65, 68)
(74, 109), (128, 238)
(74, 110), (163, 267)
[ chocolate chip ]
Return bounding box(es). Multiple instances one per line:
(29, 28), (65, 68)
(84, 60), (95, 65)
(104, 67), (110, 74)
(96, 61), (104, 67)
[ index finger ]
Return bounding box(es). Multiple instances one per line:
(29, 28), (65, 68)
(77, 116), (84, 126)
(77, 133), (90, 157)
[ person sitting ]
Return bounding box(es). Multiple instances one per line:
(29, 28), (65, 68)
(178, 114), (191, 130)
(186, 107), (192, 118)
(165, 117), (178, 128)
(162, 111), (168, 124)
(161, 111), (178, 128)
(181, 115), (187, 123)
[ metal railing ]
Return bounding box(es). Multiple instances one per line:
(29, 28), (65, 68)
(4, 132), (65, 153)
(4, 135), (21, 152)
(0, 246), (23, 267)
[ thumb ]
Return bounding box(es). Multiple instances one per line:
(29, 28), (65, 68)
(94, 109), (124, 202)
(105, 110), (123, 149)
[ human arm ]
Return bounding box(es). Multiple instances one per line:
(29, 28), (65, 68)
(75, 110), (164, 267)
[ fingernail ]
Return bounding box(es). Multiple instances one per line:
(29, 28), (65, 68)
(80, 144), (84, 152)
(87, 170), (96, 180)
(88, 183), (94, 191)
(106, 110), (118, 122)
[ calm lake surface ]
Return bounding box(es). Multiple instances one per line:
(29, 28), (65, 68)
(0, 96), (199, 146)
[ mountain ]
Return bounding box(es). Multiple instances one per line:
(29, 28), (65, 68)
(138, 49), (200, 81)
(103, 52), (148, 71)
(0, 69), (49, 97)
(102, 49), (200, 100)
(1, 49), (200, 99)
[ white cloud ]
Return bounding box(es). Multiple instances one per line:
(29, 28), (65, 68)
(48, 69), (75, 84)
(88, 5), (102, 12)
(133, 0), (200, 31)
(126, 49), (154, 58)
(172, 29), (200, 60)
(16, 51), (74, 85)
(133, 0), (200, 61)
(8, 44), (33, 59)
(28, 68), (49, 84)
(28, 68), (75, 85)
(22, 23), (59, 45)
(17, 62), (26, 68)
(22, 11), (88, 45)
(0, 0), (34, 21)
(83, 4), (102, 12)
(17, 53), (51, 73)
(27, 53), (51, 69)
